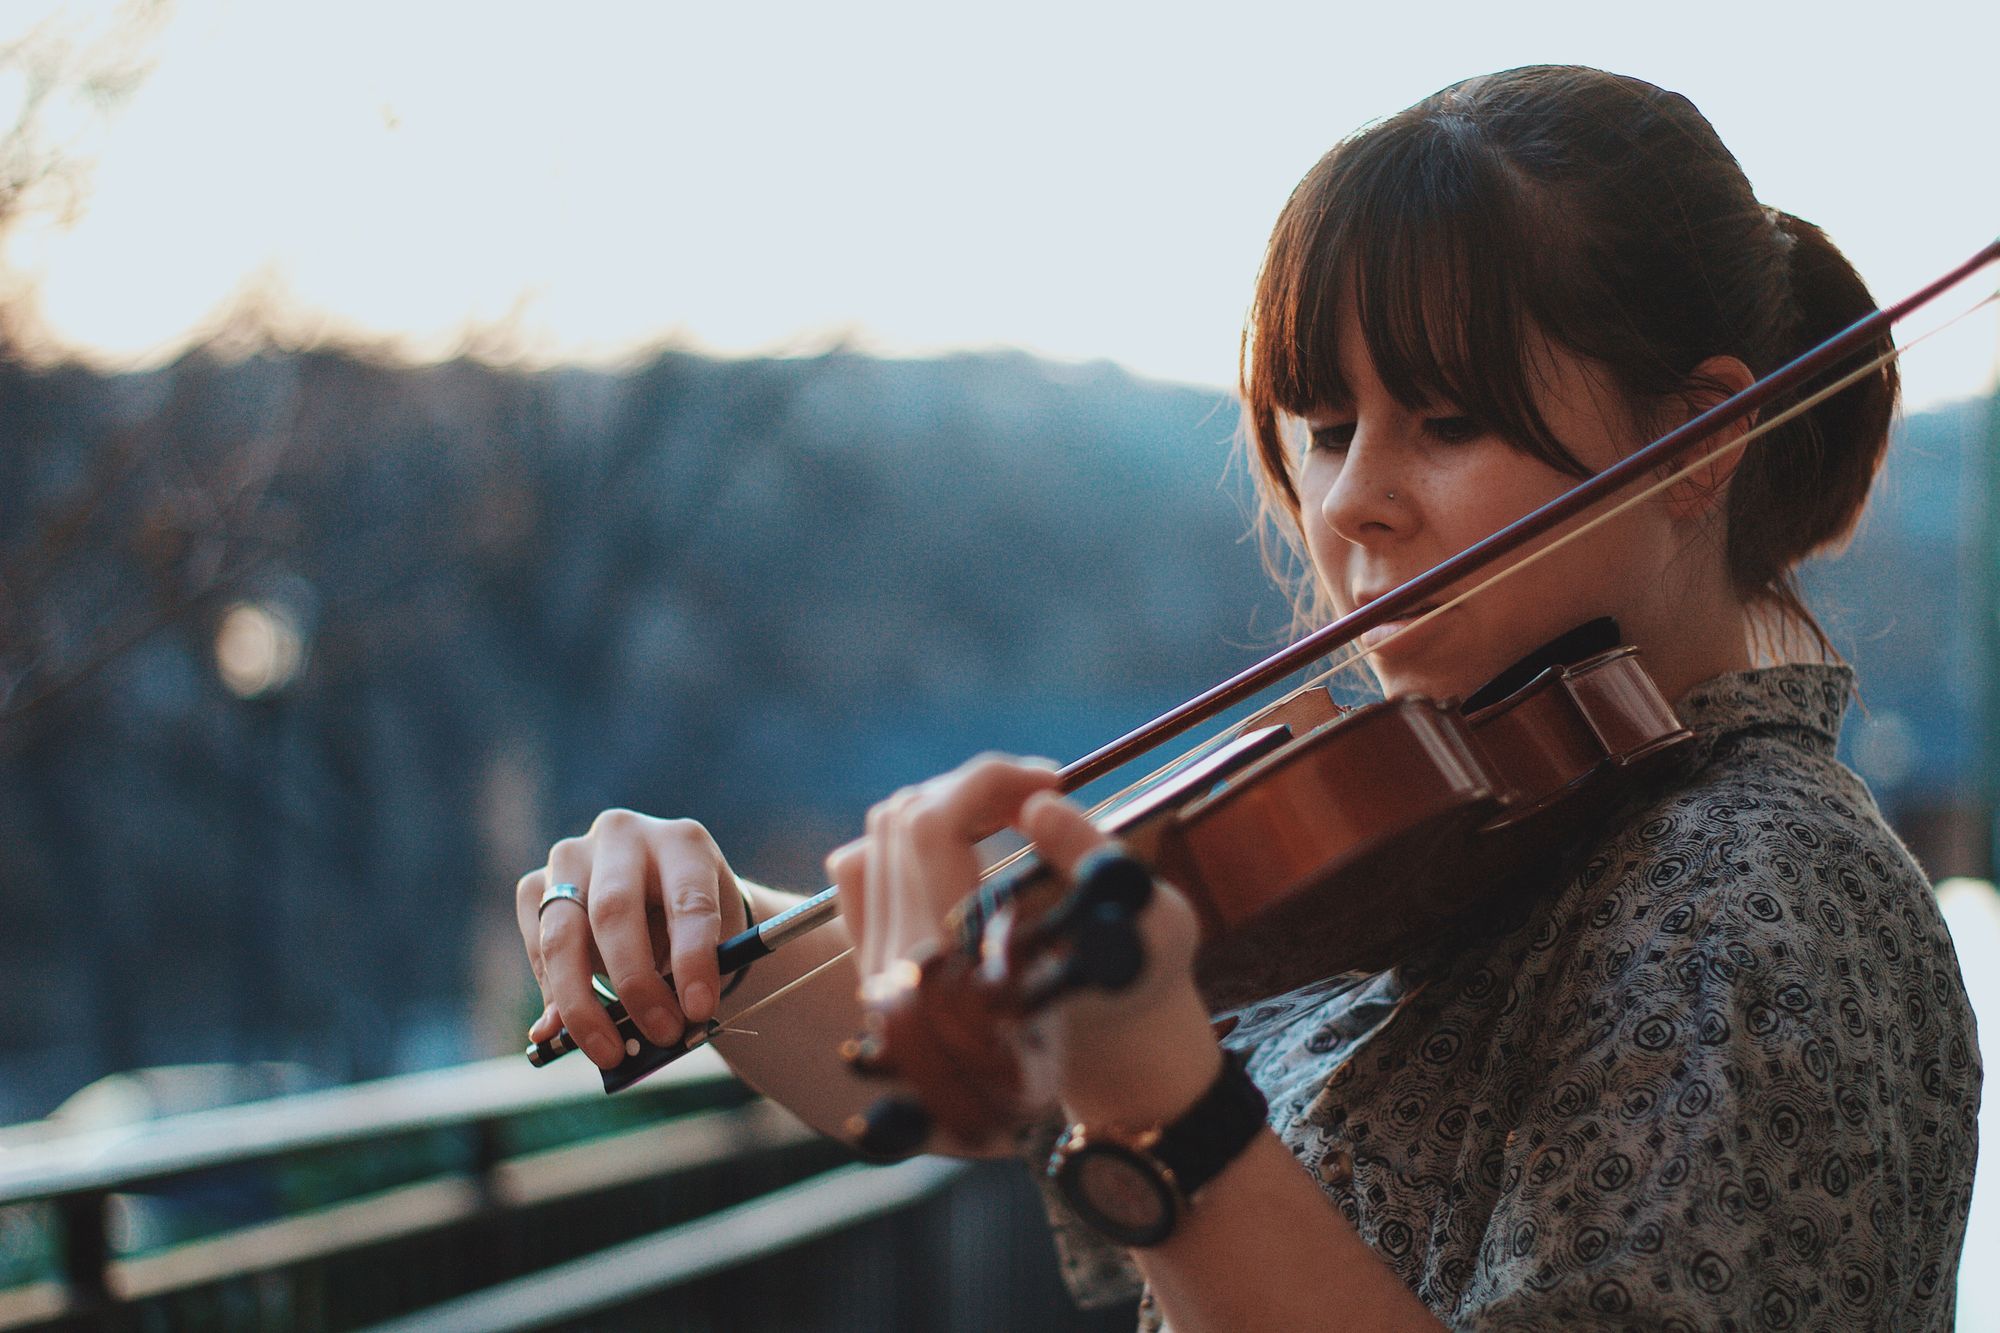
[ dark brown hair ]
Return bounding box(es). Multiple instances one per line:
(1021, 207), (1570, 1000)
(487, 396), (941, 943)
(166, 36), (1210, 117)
(1240, 65), (1897, 647)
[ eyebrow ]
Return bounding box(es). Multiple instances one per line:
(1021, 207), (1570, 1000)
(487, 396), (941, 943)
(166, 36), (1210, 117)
(1302, 391), (1355, 418)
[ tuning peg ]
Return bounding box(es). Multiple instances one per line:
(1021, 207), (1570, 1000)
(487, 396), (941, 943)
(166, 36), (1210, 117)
(1062, 902), (1146, 992)
(1073, 848), (1155, 913)
(1036, 849), (1154, 941)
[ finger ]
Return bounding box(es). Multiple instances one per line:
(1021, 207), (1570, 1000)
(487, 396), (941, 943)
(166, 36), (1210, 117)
(827, 838), (868, 955)
(542, 913), (620, 1067)
(858, 791), (904, 977)
(515, 866), (549, 993)
(656, 820), (726, 1025)
(1020, 791), (1202, 1002)
(825, 836), (865, 884)
(884, 787), (953, 960)
(1016, 790), (1113, 878)
(917, 754), (1065, 849)
(888, 757), (1063, 935)
(528, 1000), (558, 1042)
(539, 842), (621, 1069)
(589, 822), (684, 1045)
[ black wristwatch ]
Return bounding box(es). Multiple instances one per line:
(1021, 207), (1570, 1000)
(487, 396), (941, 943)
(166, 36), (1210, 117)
(1047, 1051), (1268, 1247)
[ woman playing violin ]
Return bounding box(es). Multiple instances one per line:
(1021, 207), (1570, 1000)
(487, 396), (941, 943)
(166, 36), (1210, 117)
(516, 66), (1979, 1330)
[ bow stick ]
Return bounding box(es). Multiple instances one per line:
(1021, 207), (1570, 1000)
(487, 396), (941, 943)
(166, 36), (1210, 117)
(530, 235), (2000, 1089)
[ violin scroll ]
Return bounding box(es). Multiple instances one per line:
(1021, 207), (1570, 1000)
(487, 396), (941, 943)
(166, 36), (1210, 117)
(844, 847), (1158, 1159)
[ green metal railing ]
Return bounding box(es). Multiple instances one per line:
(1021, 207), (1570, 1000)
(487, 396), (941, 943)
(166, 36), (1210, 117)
(0, 1053), (1129, 1331)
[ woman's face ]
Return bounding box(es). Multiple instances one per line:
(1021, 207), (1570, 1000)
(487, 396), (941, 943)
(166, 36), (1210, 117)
(1296, 305), (1703, 702)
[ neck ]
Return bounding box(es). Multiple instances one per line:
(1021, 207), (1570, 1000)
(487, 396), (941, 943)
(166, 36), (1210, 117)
(1627, 586), (1756, 706)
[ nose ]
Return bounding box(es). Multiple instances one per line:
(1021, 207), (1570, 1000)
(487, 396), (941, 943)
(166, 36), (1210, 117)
(1317, 426), (1407, 548)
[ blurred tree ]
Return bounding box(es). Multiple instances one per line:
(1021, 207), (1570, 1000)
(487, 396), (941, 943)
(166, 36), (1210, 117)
(0, 0), (191, 740)
(0, 334), (1275, 1120)
(0, 0), (171, 334)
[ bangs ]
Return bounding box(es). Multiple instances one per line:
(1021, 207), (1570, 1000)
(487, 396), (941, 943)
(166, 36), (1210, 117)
(1244, 112), (1586, 512)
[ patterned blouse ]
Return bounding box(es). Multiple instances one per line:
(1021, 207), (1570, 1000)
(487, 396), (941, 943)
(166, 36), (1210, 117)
(1040, 665), (1981, 1330)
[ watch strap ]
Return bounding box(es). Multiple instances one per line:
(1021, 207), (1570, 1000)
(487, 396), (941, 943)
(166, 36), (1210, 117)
(1049, 1048), (1270, 1247)
(1150, 1049), (1268, 1198)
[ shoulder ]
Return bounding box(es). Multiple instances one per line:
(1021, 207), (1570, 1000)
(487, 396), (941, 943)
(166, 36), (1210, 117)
(1446, 664), (1979, 1327)
(1501, 664), (1964, 1076)
(1555, 664), (1939, 983)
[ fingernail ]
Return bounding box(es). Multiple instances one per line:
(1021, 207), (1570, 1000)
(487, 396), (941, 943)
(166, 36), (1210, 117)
(642, 1006), (678, 1041)
(584, 1034), (617, 1067)
(682, 982), (714, 1022)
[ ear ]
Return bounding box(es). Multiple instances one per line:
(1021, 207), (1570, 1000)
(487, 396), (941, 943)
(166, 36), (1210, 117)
(1662, 355), (1757, 522)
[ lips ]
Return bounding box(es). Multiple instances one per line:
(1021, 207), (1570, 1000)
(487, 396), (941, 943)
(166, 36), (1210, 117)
(1350, 588), (1438, 620)
(1348, 593), (1444, 651)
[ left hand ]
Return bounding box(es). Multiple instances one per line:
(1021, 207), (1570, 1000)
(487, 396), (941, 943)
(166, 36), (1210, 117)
(825, 753), (1220, 1127)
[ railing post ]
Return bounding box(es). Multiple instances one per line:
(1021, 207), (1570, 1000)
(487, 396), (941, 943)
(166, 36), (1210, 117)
(470, 1116), (506, 1209)
(469, 1115), (511, 1290)
(55, 1190), (110, 1315)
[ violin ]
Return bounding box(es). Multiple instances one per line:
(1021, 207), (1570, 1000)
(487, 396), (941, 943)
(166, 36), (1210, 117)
(843, 621), (1693, 1155)
(526, 237), (2000, 1144)
(948, 618), (1687, 1013)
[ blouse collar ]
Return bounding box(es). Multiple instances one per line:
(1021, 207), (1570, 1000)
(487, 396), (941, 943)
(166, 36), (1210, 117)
(1673, 663), (1855, 758)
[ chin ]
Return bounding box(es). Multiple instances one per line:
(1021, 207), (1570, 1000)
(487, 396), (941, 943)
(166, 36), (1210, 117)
(1358, 619), (1494, 702)
(1367, 661), (1468, 703)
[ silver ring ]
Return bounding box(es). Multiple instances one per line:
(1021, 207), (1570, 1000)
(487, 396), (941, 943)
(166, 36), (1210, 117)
(538, 881), (586, 919)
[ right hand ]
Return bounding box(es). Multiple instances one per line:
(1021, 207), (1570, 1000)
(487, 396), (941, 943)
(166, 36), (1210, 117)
(516, 810), (749, 1070)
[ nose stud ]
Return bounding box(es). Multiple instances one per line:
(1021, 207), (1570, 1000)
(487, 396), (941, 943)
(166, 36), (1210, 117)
(1386, 490), (1397, 501)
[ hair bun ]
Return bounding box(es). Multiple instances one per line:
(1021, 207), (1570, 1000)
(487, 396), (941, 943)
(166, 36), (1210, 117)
(1766, 206), (1799, 255)
(1723, 208), (1898, 597)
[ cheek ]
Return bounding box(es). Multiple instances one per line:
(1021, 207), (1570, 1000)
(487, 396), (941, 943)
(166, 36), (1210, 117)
(1295, 492), (1347, 580)
(1294, 463), (1341, 543)
(1441, 452), (1562, 525)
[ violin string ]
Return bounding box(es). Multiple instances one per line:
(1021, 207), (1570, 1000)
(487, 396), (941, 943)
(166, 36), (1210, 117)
(959, 728), (1233, 927)
(974, 731), (1253, 894)
(713, 944), (859, 1036)
(975, 721), (1252, 894)
(1292, 286), (1999, 695)
(1058, 668), (1358, 826)
(1075, 727), (1240, 819)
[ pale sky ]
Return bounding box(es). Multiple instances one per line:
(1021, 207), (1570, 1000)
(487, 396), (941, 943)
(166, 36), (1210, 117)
(3, 0), (1996, 409)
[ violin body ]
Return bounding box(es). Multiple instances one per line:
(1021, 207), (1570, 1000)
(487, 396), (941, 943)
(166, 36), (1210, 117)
(1181, 646), (1690, 1007)
(852, 642), (1693, 1151)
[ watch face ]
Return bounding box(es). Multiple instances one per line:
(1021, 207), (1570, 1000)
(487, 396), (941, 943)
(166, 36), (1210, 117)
(1059, 1143), (1178, 1247)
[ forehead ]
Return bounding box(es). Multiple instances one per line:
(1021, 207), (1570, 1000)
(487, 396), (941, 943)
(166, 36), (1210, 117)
(1284, 256), (1503, 420)
(1248, 111), (1598, 472)
(1306, 296), (1454, 412)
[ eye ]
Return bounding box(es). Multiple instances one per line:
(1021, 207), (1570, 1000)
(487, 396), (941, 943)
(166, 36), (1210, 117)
(1306, 422), (1355, 454)
(1423, 415), (1485, 445)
